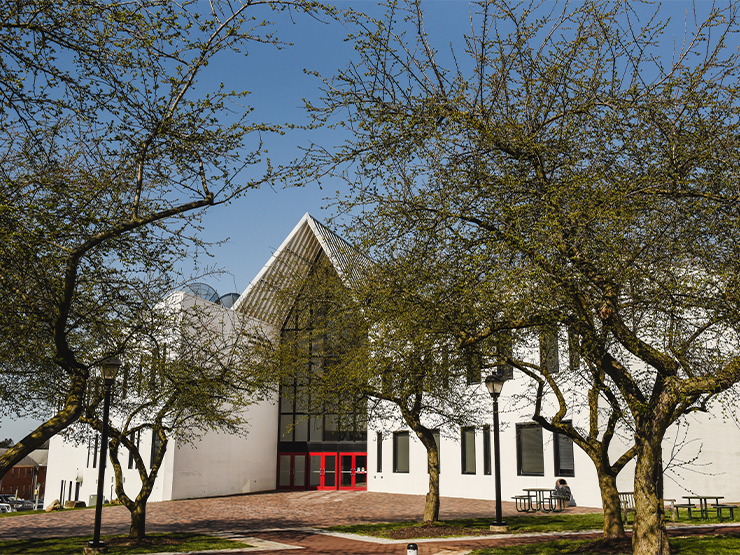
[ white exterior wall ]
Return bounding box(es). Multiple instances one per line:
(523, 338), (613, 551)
(169, 396), (279, 499)
(367, 372), (603, 508)
(45, 291), (281, 507)
(45, 430), (167, 508)
(369, 371), (740, 508)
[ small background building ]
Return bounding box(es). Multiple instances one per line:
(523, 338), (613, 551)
(0, 447), (47, 501)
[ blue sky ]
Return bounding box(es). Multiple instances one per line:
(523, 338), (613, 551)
(0, 0), (728, 444)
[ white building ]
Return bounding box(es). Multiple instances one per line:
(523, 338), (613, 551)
(46, 213), (740, 509)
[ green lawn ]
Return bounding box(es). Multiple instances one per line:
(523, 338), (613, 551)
(325, 511), (739, 539)
(325, 514), (608, 537)
(470, 534), (740, 554)
(0, 533), (250, 554)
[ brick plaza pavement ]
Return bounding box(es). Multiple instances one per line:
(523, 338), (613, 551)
(15, 490), (729, 554)
(0, 490), (603, 541)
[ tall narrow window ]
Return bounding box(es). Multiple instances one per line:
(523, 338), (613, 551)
(461, 427), (476, 474)
(393, 431), (409, 473)
(516, 423), (544, 476)
(127, 431), (140, 469)
(539, 327), (560, 374)
(554, 430), (575, 477)
(495, 331), (515, 380)
(568, 327), (580, 371)
(483, 425), (491, 475)
(150, 431), (162, 469)
(376, 432), (383, 473)
(92, 434), (99, 468)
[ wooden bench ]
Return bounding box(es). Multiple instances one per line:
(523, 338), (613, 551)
(619, 492), (676, 522)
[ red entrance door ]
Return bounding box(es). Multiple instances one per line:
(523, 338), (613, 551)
(277, 453), (307, 490)
(308, 453), (337, 490)
(339, 453), (368, 490)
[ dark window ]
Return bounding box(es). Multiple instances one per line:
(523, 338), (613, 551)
(554, 431), (575, 477)
(428, 429), (440, 474)
(92, 434), (99, 468)
(568, 327), (580, 371)
(539, 327), (559, 374)
(376, 432), (383, 473)
(483, 425), (491, 475)
(127, 431), (140, 470)
(516, 423), (544, 476)
(150, 431), (162, 469)
(495, 331), (515, 380)
(393, 431), (410, 473)
(278, 288), (366, 446)
(461, 427), (476, 474)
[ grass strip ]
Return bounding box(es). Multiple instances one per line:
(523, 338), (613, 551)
(326, 512), (740, 539)
(470, 533), (740, 554)
(0, 532), (250, 554)
(325, 514), (608, 537)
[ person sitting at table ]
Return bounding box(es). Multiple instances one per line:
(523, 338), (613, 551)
(555, 479), (576, 507)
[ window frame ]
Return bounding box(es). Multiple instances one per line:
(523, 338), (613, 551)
(376, 431), (383, 473)
(516, 423), (545, 476)
(461, 427), (477, 475)
(483, 425), (491, 475)
(554, 428), (576, 477)
(393, 431), (410, 473)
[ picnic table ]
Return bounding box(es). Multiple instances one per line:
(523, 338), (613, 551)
(678, 495), (735, 520)
(513, 488), (567, 513)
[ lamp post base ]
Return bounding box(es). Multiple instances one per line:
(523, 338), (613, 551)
(489, 523), (508, 533)
(84, 541), (108, 554)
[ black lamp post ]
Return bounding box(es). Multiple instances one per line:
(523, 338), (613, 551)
(88, 357), (121, 552)
(485, 372), (506, 529)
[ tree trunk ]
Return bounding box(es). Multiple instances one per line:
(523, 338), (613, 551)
(130, 501), (146, 539)
(0, 374), (86, 479)
(632, 440), (670, 555)
(408, 423), (440, 522)
(424, 446), (440, 522)
(597, 469), (626, 539)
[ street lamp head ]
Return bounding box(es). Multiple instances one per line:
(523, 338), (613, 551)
(100, 357), (121, 385)
(485, 373), (505, 397)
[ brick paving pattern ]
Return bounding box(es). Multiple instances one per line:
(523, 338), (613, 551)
(0, 490), (735, 554)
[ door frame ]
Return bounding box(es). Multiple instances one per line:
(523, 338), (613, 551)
(338, 452), (368, 491)
(308, 452), (338, 490)
(277, 452), (308, 490)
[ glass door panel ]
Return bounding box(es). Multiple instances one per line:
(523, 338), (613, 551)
(309, 455), (322, 487)
(355, 455), (367, 488)
(294, 454), (306, 487)
(338, 453), (368, 490)
(324, 455), (336, 488)
(340, 455), (353, 487)
(277, 453), (307, 490)
(307, 453), (338, 490)
(278, 454), (292, 487)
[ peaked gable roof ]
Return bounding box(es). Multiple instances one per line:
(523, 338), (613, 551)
(233, 213), (367, 328)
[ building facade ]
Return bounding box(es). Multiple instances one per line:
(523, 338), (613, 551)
(45, 213), (740, 509)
